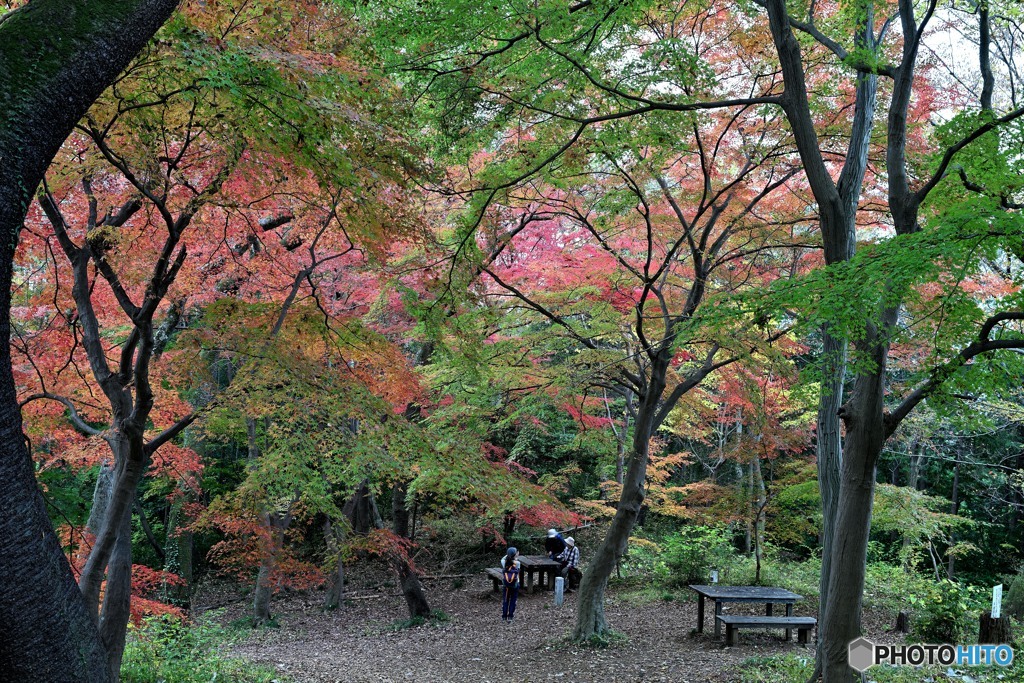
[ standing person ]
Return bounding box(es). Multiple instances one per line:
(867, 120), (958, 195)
(558, 537), (581, 590)
(545, 528), (566, 559)
(500, 546), (520, 622)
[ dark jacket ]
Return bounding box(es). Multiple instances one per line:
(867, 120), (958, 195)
(545, 534), (566, 558)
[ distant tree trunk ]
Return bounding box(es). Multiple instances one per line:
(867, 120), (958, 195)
(902, 441), (922, 565)
(252, 512), (291, 626)
(947, 454), (961, 580)
(322, 518), (346, 610)
(503, 512), (516, 539)
(392, 481), (431, 618)
(165, 498), (194, 605)
(344, 480), (383, 535)
(738, 462), (751, 554)
(245, 416), (296, 626)
(752, 457), (766, 585)
(1011, 451), (1024, 535)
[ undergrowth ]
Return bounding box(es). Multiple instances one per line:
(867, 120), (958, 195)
(121, 614), (283, 683)
(740, 653), (1024, 683)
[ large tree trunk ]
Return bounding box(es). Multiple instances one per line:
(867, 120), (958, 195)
(0, 1), (178, 678)
(574, 359), (666, 640)
(819, 333), (890, 683)
(815, 330), (846, 607)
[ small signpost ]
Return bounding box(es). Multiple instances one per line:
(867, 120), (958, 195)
(554, 577), (565, 607)
(710, 570), (719, 584)
(992, 584), (1003, 619)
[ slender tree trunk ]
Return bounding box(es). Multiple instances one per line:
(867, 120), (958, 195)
(1011, 452), (1024, 535)
(99, 511), (133, 681)
(902, 441), (922, 565)
(78, 429), (146, 618)
(739, 462), (752, 554)
(753, 457), (766, 585)
(947, 455), (961, 579)
(252, 515), (288, 626)
(574, 359), (667, 640)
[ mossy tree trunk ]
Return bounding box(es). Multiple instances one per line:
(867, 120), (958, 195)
(0, 1), (179, 679)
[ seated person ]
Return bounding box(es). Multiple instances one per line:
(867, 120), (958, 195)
(557, 536), (582, 590)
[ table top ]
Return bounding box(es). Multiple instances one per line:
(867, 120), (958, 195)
(688, 585), (802, 601)
(518, 555), (561, 569)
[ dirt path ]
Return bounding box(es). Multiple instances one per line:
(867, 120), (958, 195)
(215, 580), (820, 683)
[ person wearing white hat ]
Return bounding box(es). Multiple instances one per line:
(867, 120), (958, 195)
(557, 536), (581, 590)
(545, 528), (566, 559)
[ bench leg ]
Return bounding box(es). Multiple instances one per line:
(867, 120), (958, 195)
(697, 595), (705, 633)
(527, 570), (535, 593)
(766, 603), (773, 617)
(726, 624), (736, 647)
(785, 603), (793, 641)
(492, 578), (499, 593)
(798, 627), (809, 645)
(714, 601), (723, 640)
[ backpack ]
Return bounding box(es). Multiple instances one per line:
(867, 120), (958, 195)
(503, 562), (519, 586)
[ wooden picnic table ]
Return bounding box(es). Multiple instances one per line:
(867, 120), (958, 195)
(517, 555), (561, 593)
(688, 585), (804, 640)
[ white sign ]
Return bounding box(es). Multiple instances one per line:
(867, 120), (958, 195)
(992, 584), (1003, 619)
(710, 570), (719, 584)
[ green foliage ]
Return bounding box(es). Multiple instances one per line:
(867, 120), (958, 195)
(1005, 569), (1024, 620)
(741, 653), (1024, 683)
(873, 484), (977, 567)
(121, 616), (282, 683)
(655, 526), (735, 586)
(726, 554), (822, 600)
(386, 609), (450, 631)
(907, 579), (986, 643)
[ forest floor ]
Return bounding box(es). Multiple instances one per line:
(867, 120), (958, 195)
(199, 574), (897, 683)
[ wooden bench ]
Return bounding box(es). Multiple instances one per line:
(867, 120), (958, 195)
(715, 615), (817, 646)
(485, 567), (504, 592)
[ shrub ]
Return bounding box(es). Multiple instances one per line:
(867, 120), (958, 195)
(1004, 570), (1024, 620)
(908, 578), (985, 644)
(655, 526), (734, 587)
(121, 615), (280, 683)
